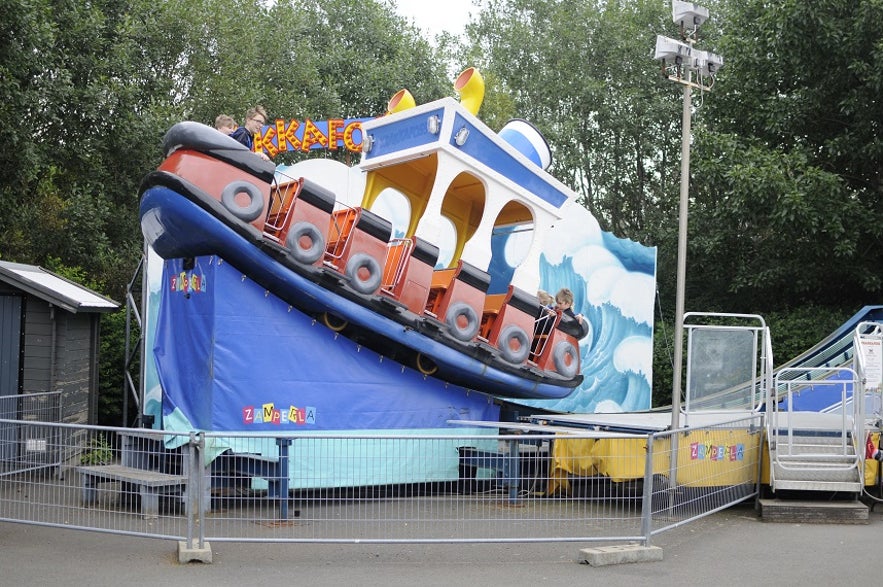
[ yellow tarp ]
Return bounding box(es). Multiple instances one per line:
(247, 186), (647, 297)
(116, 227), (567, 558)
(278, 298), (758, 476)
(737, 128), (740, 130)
(549, 428), (761, 495)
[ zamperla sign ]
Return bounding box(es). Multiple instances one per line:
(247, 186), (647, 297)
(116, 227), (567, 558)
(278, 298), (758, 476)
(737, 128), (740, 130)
(253, 118), (370, 157)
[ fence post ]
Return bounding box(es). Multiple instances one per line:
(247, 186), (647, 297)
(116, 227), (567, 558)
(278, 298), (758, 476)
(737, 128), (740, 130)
(276, 436), (292, 519)
(196, 431), (206, 550)
(754, 414), (765, 512)
(640, 433), (655, 546)
(184, 431), (205, 549)
(178, 430), (212, 564)
(184, 432), (195, 549)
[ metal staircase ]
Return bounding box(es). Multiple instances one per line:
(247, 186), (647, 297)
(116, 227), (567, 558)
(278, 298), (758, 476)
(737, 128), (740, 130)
(766, 321), (883, 496)
(767, 398), (862, 494)
(759, 322), (883, 522)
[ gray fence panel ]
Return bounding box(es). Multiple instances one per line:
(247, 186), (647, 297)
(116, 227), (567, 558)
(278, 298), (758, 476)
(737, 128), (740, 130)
(0, 416), (763, 548)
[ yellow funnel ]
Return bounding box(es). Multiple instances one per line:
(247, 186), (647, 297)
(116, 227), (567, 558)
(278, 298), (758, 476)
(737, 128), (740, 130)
(387, 89), (416, 114)
(454, 67), (484, 116)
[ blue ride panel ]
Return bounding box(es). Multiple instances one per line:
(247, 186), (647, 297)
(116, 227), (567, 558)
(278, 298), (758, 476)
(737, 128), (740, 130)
(782, 368), (855, 412)
(153, 256), (499, 432)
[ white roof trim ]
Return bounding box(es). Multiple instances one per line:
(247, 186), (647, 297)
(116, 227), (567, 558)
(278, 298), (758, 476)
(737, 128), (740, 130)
(0, 261), (119, 313)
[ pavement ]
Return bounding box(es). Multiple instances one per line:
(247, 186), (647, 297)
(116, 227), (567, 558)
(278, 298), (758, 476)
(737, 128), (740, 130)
(3, 501), (883, 586)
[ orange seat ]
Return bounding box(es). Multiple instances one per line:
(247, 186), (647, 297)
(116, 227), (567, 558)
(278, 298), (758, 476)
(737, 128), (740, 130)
(323, 206), (392, 295)
(325, 208), (358, 264)
(263, 178), (336, 267)
(424, 261), (490, 343)
(381, 237), (440, 315)
(266, 179), (301, 226)
(479, 294), (507, 339)
(483, 286), (539, 365)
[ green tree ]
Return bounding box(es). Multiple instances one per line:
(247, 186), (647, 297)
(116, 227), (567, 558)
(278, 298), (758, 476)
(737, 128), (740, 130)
(691, 0), (883, 310)
(462, 0), (883, 405)
(465, 0), (682, 240)
(0, 0), (453, 421)
(0, 0), (192, 294)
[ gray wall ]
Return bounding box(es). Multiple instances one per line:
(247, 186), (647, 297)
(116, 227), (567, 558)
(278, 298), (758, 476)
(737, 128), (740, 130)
(0, 283), (98, 425)
(0, 293), (23, 397)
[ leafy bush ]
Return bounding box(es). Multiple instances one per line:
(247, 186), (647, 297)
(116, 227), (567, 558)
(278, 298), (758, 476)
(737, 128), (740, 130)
(80, 435), (114, 465)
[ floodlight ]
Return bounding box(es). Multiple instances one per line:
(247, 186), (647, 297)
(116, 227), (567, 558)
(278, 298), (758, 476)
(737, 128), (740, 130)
(672, 1), (709, 30)
(695, 51), (724, 77)
(654, 35), (693, 64)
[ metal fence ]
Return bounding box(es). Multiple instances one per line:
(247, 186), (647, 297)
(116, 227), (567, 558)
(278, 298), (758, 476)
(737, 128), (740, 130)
(0, 412), (763, 550)
(0, 392), (67, 477)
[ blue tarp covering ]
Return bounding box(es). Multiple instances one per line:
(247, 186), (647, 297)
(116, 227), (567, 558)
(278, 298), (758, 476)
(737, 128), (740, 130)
(154, 256), (499, 432)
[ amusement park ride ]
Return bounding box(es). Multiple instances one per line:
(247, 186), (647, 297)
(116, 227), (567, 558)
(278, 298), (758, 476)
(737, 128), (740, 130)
(139, 66), (623, 435)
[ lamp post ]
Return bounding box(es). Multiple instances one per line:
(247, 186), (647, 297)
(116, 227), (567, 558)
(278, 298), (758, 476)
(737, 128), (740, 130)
(653, 2), (723, 433)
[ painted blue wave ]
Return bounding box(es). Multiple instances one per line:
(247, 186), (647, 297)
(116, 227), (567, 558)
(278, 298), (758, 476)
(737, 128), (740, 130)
(514, 254), (653, 413)
(601, 231), (656, 275)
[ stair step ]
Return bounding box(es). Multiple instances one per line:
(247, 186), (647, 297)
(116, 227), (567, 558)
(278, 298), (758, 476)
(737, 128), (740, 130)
(775, 455), (858, 465)
(774, 465), (858, 475)
(771, 440), (855, 451)
(772, 479), (862, 493)
(759, 498), (868, 524)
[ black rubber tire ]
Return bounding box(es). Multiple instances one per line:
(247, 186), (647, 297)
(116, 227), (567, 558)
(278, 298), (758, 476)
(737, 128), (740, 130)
(497, 324), (530, 364)
(552, 340), (579, 378)
(286, 221), (325, 264)
(445, 302), (479, 342)
(220, 180), (264, 222)
(345, 253), (382, 294)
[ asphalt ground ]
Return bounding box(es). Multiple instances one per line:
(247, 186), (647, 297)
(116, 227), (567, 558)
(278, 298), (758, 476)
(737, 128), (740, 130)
(2, 501), (882, 586)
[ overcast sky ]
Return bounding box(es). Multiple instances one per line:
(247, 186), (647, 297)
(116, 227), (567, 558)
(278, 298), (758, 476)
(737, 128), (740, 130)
(393, 0), (476, 38)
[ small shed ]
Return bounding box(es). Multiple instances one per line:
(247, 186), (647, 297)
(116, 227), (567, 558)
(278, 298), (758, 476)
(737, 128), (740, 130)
(0, 261), (119, 425)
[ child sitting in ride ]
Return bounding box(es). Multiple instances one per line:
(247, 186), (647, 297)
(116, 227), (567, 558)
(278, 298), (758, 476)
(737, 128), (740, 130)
(554, 288), (590, 340)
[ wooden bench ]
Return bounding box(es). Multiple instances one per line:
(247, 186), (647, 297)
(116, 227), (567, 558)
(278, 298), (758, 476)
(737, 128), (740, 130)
(78, 464), (189, 519)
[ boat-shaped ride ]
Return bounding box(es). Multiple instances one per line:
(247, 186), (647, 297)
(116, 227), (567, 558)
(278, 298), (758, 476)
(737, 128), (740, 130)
(139, 68), (590, 400)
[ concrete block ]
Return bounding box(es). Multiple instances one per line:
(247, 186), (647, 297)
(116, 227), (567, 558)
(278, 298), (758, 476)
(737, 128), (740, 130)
(177, 540), (213, 564)
(579, 543), (663, 567)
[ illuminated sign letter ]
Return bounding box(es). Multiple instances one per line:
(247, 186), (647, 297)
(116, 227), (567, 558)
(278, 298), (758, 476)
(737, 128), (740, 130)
(343, 121), (363, 152)
(276, 119), (302, 153)
(301, 119), (329, 151)
(254, 127), (279, 158)
(327, 118), (344, 150)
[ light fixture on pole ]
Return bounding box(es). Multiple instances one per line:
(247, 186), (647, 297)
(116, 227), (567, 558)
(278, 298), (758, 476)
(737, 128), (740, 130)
(653, 1), (723, 434)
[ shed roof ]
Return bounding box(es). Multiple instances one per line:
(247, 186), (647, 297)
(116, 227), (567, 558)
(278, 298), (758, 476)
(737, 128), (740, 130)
(0, 261), (119, 314)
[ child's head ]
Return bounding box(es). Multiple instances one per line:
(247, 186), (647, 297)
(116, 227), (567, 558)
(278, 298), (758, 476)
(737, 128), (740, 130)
(215, 114), (237, 135)
(555, 288), (574, 310)
(537, 290), (554, 306)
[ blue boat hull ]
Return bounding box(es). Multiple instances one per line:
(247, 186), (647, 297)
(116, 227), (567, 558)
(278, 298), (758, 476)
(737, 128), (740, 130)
(140, 184), (577, 400)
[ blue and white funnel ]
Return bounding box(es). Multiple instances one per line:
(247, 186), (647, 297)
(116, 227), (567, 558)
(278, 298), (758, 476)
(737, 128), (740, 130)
(499, 119), (552, 170)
